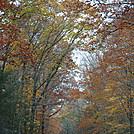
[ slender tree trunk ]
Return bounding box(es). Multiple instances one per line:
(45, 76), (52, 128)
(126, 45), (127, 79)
(41, 105), (45, 134)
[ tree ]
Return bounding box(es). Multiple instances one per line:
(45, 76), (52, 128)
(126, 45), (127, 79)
(1, 0), (90, 133)
(78, 1), (134, 133)
(0, 1), (23, 133)
(0, 70), (20, 134)
(1, 0), (133, 133)
(0, 0), (21, 72)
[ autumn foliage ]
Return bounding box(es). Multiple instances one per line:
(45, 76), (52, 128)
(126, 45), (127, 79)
(0, 0), (133, 134)
(78, 3), (134, 134)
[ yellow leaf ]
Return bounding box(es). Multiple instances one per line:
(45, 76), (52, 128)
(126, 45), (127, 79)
(104, 88), (112, 92)
(109, 97), (117, 101)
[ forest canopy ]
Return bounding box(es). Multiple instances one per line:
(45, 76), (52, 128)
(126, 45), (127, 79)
(0, 0), (133, 134)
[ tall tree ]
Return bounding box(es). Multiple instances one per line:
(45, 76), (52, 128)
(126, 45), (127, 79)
(1, 0), (91, 133)
(78, 1), (134, 133)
